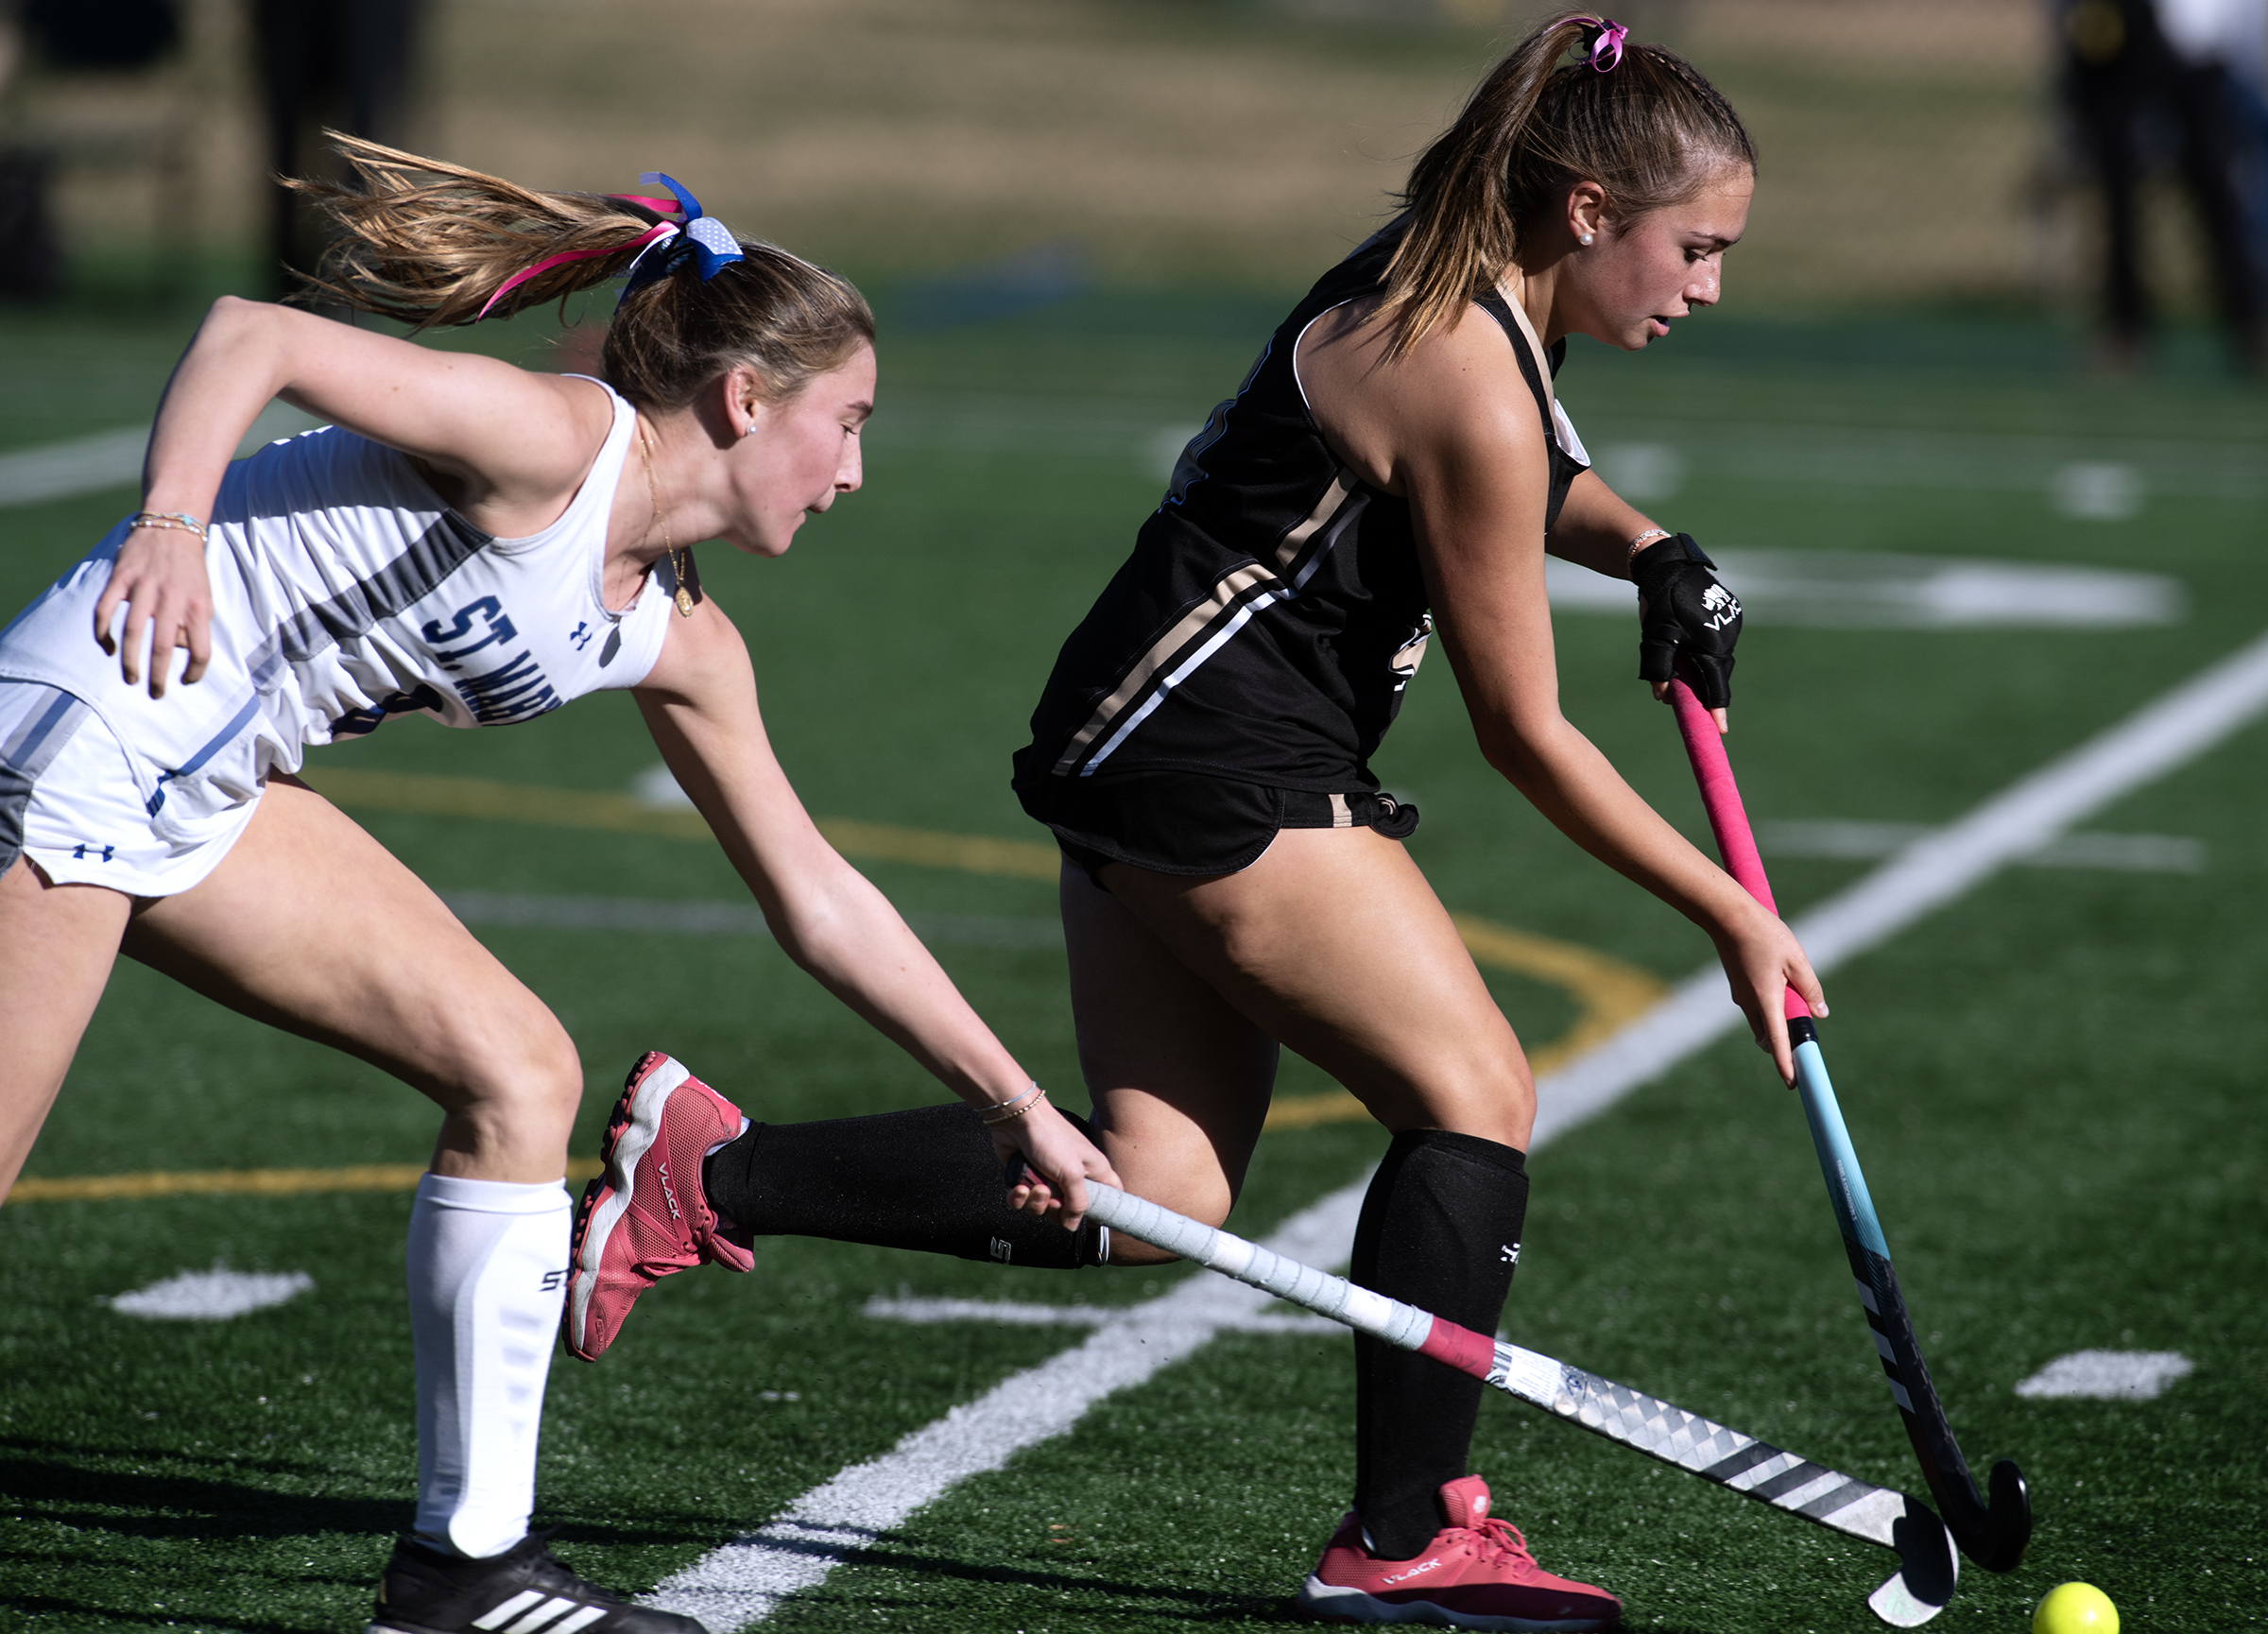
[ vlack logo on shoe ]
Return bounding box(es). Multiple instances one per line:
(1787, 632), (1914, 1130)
(1382, 1557), (1444, 1586)
(656, 1161), (682, 1222)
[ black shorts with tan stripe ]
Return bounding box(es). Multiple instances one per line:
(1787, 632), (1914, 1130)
(1017, 768), (1419, 886)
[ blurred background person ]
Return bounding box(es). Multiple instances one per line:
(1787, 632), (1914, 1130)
(0, 0), (56, 300)
(0, 0), (186, 300)
(2058, 0), (2268, 371)
(253, 0), (423, 293)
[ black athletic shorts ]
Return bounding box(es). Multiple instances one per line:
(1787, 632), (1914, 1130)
(1017, 769), (1420, 885)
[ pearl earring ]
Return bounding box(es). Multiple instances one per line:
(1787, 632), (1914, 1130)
(1579, 232), (1594, 246)
(741, 424), (755, 438)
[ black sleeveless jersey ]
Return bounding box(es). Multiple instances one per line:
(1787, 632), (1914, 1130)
(1012, 231), (1589, 798)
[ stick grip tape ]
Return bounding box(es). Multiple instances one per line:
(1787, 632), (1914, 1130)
(1668, 677), (1812, 1022)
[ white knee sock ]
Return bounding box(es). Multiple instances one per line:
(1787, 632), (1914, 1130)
(406, 1172), (572, 1558)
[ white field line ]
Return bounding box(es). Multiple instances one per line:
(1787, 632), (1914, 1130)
(0, 406), (322, 509)
(1533, 625), (2268, 1146)
(8, 404), (2262, 508)
(643, 1181), (1370, 1627)
(0, 427), (148, 507)
(440, 890), (1062, 950)
(646, 627), (2268, 1631)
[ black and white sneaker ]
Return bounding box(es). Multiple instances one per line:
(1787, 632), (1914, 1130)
(367, 1533), (703, 1634)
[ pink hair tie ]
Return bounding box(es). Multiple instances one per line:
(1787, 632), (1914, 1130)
(475, 220), (675, 321)
(472, 184), (709, 322)
(1583, 16), (1628, 71)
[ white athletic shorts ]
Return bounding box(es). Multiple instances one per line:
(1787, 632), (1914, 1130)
(0, 679), (264, 898)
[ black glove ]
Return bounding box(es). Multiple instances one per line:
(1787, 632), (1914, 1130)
(1632, 532), (1741, 710)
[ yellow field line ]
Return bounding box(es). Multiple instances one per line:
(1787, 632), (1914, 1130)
(6, 770), (1669, 1200)
(816, 817), (1060, 882)
(8, 1158), (603, 1205)
(298, 766), (1062, 881)
(1261, 914), (1666, 1130)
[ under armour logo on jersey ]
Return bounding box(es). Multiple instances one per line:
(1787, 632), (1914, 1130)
(1500, 1242), (1521, 1264)
(71, 842), (115, 861)
(569, 620), (593, 651)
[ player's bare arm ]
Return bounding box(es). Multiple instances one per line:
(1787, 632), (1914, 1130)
(1412, 474), (1818, 1075)
(97, 299), (615, 695)
(631, 599), (1117, 1222)
(1305, 306), (1819, 1074)
(1546, 467), (1661, 576)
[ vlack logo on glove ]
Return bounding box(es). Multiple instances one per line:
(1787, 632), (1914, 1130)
(1632, 533), (1741, 710)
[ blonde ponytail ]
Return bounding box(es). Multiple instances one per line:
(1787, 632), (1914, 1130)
(287, 135), (663, 329)
(1383, 13), (1755, 358)
(288, 135), (874, 412)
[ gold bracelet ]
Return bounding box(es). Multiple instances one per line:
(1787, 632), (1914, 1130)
(977, 1083), (1046, 1126)
(129, 511), (208, 542)
(1626, 527), (1673, 562)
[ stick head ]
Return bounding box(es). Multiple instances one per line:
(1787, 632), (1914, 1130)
(1933, 1453), (2032, 1574)
(1972, 1457), (2033, 1573)
(1866, 1496), (1958, 1626)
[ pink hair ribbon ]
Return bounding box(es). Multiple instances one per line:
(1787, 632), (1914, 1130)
(474, 172), (743, 321)
(475, 220), (675, 321)
(1582, 16), (1628, 71)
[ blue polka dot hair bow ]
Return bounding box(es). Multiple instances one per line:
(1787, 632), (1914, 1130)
(619, 172), (745, 295)
(476, 170), (746, 320)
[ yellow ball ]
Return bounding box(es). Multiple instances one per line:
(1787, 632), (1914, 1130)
(2035, 1582), (2119, 1634)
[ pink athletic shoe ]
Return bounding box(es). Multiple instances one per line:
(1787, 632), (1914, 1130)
(1297, 1476), (1621, 1630)
(564, 1052), (752, 1362)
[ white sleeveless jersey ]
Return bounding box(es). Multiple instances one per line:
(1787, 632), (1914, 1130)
(0, 377), (672, 849)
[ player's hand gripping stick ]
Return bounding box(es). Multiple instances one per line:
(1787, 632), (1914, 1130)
(1666, 676), (2031, 1575)
(1078, 1178), (1957, 1626)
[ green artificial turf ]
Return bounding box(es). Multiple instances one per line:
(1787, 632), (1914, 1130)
(1, 285), (2263, 1631)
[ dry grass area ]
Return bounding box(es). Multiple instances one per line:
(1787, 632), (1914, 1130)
(424, 0), (2058, 302)
(15, 0), (2099, 306)
(424, 0), (1488, 286)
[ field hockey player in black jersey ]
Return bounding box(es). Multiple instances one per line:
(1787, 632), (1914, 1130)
(573, 14), (1825, 1626)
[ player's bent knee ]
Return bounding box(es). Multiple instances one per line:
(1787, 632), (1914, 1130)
(448, 1022), (582, 1135)
(1376, 1061), (1535, 1147)
(513, 1035), (585, 1134)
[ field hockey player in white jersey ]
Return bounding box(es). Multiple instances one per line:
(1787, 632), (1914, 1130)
(569, 16), (1828, 1628)
(0, 139), (1119, 1633)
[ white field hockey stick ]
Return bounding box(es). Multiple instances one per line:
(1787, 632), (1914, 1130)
(1079, 1178), (1960, 1627)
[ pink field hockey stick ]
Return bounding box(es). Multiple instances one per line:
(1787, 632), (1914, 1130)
(1666, 676), (2030, 1574)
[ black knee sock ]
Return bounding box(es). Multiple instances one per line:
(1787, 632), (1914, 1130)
(1349, 1128), (1529, 1560)
(700, 1103), (1108, 1269)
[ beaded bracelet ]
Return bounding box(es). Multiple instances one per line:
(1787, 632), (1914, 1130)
(129, 511), (208, 542)
(977, 1083), (1047, 1126)
(1625, 526), (1673, 562)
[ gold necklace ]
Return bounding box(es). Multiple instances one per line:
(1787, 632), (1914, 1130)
(638, 419), (696, 618)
